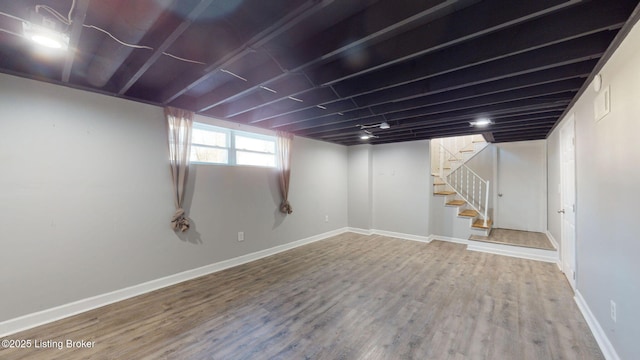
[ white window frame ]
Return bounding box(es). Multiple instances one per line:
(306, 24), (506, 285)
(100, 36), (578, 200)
(190, 122), (276, 168)
(190, 122), (231, 165)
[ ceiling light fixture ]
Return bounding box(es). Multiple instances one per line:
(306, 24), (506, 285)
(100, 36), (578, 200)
(357, 122), (391, 130)
(22, 18), (69, 50)
(470, 118), (493, 127)
(360, 129), (378, 140)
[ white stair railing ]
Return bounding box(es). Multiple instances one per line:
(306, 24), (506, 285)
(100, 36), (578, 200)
(438, 143), (490, 227)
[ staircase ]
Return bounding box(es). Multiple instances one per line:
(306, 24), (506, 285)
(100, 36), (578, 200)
(432, 135), (492, 236)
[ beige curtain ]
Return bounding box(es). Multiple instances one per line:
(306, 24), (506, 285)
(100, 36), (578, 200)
(165, 107), (193, 232)
(276, 131), (293, 214)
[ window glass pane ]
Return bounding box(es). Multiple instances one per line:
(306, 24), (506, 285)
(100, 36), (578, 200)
(191, 146), (228, 164)
(235, 135), (275, 153)
(192, 128), (227, 147)
(236, 151), (275, 167)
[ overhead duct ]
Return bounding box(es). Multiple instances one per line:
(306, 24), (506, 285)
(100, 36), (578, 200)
(86, 0), (172, 87)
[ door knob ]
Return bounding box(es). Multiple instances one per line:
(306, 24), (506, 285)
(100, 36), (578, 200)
(498, 193), (503, 197)
(558, 209), (565, 214)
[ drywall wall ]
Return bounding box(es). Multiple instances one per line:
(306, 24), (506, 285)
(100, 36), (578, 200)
(0, 73), (348, 322)
(546, 131), (561, 246)
(348, 145), (373, 230)
(372, 140), (431, 236)
(428, 199), (475, 240)
(496, 140), (547, 232)
(548, 20), (640, 359)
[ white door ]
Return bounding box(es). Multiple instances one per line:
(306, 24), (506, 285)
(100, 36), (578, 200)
(496, 141), (547, 232)
(560, 116), (577, 289)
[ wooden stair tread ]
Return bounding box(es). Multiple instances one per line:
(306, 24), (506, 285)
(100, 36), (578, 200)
(434, 191), (456, 196)
(446, 200), (466, 206)
(459, 149), (474, 153)
(472, 218), (493, 229)
(458, 209), (479, 217)
(433, 183), (446, 186)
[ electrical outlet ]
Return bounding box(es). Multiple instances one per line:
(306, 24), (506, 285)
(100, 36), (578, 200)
(238, 232), (244, 242)
(610, 300), (616, 322)
(324, 215), (329, 223)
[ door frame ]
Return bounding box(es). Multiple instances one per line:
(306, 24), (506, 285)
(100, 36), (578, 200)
(559, 114), (577, 290)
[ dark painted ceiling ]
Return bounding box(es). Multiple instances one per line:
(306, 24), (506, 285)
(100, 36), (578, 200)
(1, 0), (639, 145)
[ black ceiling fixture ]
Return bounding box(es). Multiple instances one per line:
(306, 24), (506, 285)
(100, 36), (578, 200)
(1, 0), (638, 145)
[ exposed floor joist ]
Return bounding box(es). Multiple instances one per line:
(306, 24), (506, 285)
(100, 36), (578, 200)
(1, 0), (638, 144)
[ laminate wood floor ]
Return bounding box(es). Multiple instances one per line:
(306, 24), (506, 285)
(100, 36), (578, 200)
(1, 233), (602, 360)
(469, 228), (556, 250)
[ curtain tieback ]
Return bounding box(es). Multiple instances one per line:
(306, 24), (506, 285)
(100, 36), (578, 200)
(171, 208), (190, 232)
(280, 200), (293, 215)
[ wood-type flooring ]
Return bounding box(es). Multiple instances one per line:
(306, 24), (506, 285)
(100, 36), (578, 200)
(0, 233), (601, 359)
(469, 228), (556, 250)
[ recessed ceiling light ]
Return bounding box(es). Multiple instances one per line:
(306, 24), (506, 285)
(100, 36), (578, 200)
(360, 135), (370, 140)
(380, 122), (390, 129)
(470, 118), (493, 127)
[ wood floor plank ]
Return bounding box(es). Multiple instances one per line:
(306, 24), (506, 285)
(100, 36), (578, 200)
(470, 228), (555, 250)
(0, 233), (603, 359)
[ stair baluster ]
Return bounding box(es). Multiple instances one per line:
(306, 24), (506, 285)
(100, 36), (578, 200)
(438, 143), (490, 228)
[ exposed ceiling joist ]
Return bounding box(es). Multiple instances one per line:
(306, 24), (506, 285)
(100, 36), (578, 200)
(1, 0), (638, 145)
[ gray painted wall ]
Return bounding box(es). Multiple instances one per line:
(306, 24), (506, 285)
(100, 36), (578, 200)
(495, 141), (547, 232)
(0, 73), (348, 322)
(546, 131), (561, 247)
(347, 145), (373, 229)
(547, 21), (640, 359)
(372, 141), (431, 236)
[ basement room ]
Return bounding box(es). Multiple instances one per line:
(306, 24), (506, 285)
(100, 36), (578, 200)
(1, 1), (639, 359)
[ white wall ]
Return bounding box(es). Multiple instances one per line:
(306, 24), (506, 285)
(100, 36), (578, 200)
(546, 131), (562, 246)
(547, 20), (640, 359)
(372, 141), (431, 237)
(0, 73), (348, 323)
(496, 140), (547, 232)
(348, 145), (373, 229)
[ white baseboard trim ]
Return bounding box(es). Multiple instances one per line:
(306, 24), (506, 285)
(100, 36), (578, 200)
(428, 234), (469, 245)
(575, 290), (620, 360)
(0, 227), (348, 337)
(545, 230), (563, 270)
(345, 228), (430, 243)
(546, 230), (560, 250)
(371, 229), (431, 243)
(467, 240), (558, 263)
(346, 227), (374, 236)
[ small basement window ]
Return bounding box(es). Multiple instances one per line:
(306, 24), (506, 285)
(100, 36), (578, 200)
(190, 122), (276, 167)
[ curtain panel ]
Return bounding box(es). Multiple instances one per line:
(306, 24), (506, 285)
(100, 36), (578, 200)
(276, 131), (293, 214)
(165, 107), (193, 232)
